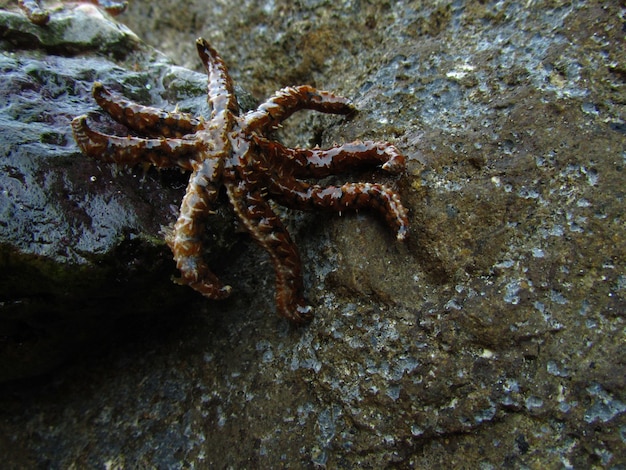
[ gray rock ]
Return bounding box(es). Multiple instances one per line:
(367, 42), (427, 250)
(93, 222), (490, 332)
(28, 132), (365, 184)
(0, 3), (234, 381)
(0, 0), (624, 468)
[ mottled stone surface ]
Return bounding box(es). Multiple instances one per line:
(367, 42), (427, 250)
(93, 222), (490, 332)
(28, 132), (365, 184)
(0, 2), (234, 381)
(1, 0), (625, 468)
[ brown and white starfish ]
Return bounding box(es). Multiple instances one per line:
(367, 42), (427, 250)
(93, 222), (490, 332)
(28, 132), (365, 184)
(71, 38), (409, 324)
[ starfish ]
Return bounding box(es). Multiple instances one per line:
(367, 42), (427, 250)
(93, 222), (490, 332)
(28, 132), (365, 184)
(71, 38), (409, 324)
(18, 0), (127, 25)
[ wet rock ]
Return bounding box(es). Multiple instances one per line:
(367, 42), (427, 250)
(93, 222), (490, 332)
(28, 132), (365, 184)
(0, 2), (233, 381)
(0, 0), (625, 468)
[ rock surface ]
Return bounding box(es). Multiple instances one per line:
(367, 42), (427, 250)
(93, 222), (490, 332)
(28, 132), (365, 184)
(1, 0), (625, 468)
(0, 1), (235, 380)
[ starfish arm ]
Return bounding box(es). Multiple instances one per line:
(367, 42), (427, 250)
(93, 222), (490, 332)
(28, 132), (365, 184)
(92, 83), (201, 138)
(71, 115), (197, 170)
(254, 137), (406, 178)
(225, 182), (313, 324)
(270, 178), (409, 241)
(244, 85), (355, 133)
(166, 165), (232, 300)
(196, 38), (240, 120)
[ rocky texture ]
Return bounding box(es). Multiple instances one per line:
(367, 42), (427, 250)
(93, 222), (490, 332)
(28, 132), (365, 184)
(0, 2), (236, 381)
(1, 0), (625, 468)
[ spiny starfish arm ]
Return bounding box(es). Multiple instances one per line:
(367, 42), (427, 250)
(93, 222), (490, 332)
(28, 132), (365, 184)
(195, 38), (240, 119)
(243, 85), (355, 133)
(92, 83), (201, 138)
(270, 179), (409, 241)
(71, 115), (197, 170)
(254, 137), (406, 178)
(165, 164), (231, 299)
(225, 182), (313, 324)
